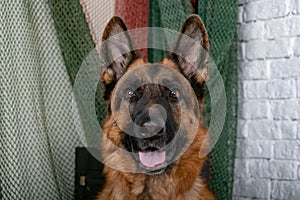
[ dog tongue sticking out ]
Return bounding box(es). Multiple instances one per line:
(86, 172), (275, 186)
(138, 151), (166, 168)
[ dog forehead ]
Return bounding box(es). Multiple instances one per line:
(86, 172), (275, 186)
(124, 63), (183, 84)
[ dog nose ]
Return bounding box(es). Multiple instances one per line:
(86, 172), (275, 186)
(140, 120), (165, 137)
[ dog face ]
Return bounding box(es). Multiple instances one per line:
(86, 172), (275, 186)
(100, 15), (209, 175)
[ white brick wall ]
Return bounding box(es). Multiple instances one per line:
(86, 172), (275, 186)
(234, 0), (300, 199)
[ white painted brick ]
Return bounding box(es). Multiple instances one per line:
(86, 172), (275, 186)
(298, 78), (300, 97)
(298, 122), (300, 139)
(239, 21), (265, 41)
(266, 16), (300, 39)
(238, 0), (262, 5)
(270, 58), (300, 79)
(240, 100), (269, 119)
(248, 159), (271, 178)
(265, 18), (287, 39)
(235, 158), (249, 178)
(238, 42), (245, 60)
(243, 80), (268, 99)
(293, 37), (300, 56)
(232, 197), (251, 200)
(239, 60), (268, 80)
(274, 141), (300, 160)
(291, 0), (300, 14)
(236, 139), (244, 158)
(238, 6), (244, 23)
(244, 0), (288, 22)
(266, 39), (292, 59)
(238, 119), (248, 138)
(269, 160), (298, 180)
(236, 139), (273, 158)
(234, 178), (271, 198)
(267, 79), (297, 99)
(271, 181), (300, 199)
(244, 120), (296, 140)
(245, 40), (267, 60)
(271, 100), (300, 120)
(245, 39), (293, 60)
(236, 1), (300, 199)
(245, 120), (281, 139)
(276, 121), (298, 139)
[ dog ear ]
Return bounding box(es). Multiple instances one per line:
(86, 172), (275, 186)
(167, 15), (210, 82)
(101, 16), (140, 85)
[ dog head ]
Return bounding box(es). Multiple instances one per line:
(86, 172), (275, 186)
(100, 15), (209, 174)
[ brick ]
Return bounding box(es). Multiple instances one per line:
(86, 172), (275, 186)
(244, 0), (288, 22)
(245, 120), (280, 139)
(238, 42), (245, 60)
(276, 121), (298, 139)
(269, 160), (298, 180)
(298, 122), (300, 139)
(239, 21), (265, 41)
(238, 6), (244, 23)
(245, 40), (267, 60)
(266, 39), (292, 59)
(238, 119), (248, 138)
(236, 139), (273, 158)
(293, 37), (300, 56)
(298, 78), (300, 98)
(239, 60), (268, 80)
(238, 0), (262, 5)
(266, 16), (300, 39)
(267, 79), (297, 99)
(274, 141), (300, 160)
(244, 120), (296, 140)
(248, 159), (270, 178)
(298, 165), (300, 179)
(272, 181), (300, 199)
(270, 58), (300, 79)
(235, 158), (249, 178)
(245, 39), (293, 60)
(243, 80), (268, 99)
(234, 178), (271, 198)
(240, 100), (269, 119)
(291, 0), (300, 14)
(232, 197), (251, 200)
(271, 100), (300, 120)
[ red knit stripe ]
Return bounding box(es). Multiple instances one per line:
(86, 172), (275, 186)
(115, 0), (149, 61)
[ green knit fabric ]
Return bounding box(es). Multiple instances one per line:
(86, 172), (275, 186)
(198, 1), (238, 199)
(149, 0), (193, 63)
(1, 0), (88, 198)
(48, 0), (95, 85)
(48, 0), (106, 125)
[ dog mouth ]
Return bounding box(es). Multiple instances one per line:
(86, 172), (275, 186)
(137, 149), (168, 174)
(123, 128), (178, 174)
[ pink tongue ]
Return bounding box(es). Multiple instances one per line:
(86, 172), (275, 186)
(138, 151), (166, 168)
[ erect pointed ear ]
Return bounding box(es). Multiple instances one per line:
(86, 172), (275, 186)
(167, 15), (210, 82)
(100, 16), (140, 85)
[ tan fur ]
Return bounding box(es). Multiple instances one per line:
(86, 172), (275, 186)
(127, 58), (146, 71)
(160, 58), (181, 72)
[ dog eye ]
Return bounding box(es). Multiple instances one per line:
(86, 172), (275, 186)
(125, 90), (136, 100)
(168, 89), (180, 100)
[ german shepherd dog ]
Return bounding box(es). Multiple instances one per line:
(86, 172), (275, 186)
(97, 15), (215, 200)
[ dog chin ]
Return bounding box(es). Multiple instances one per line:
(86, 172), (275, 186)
(139, 162), (168, 175)
(142, 166), (168, 175)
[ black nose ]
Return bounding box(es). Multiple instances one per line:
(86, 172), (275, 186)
(139, 120), (165, 138)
